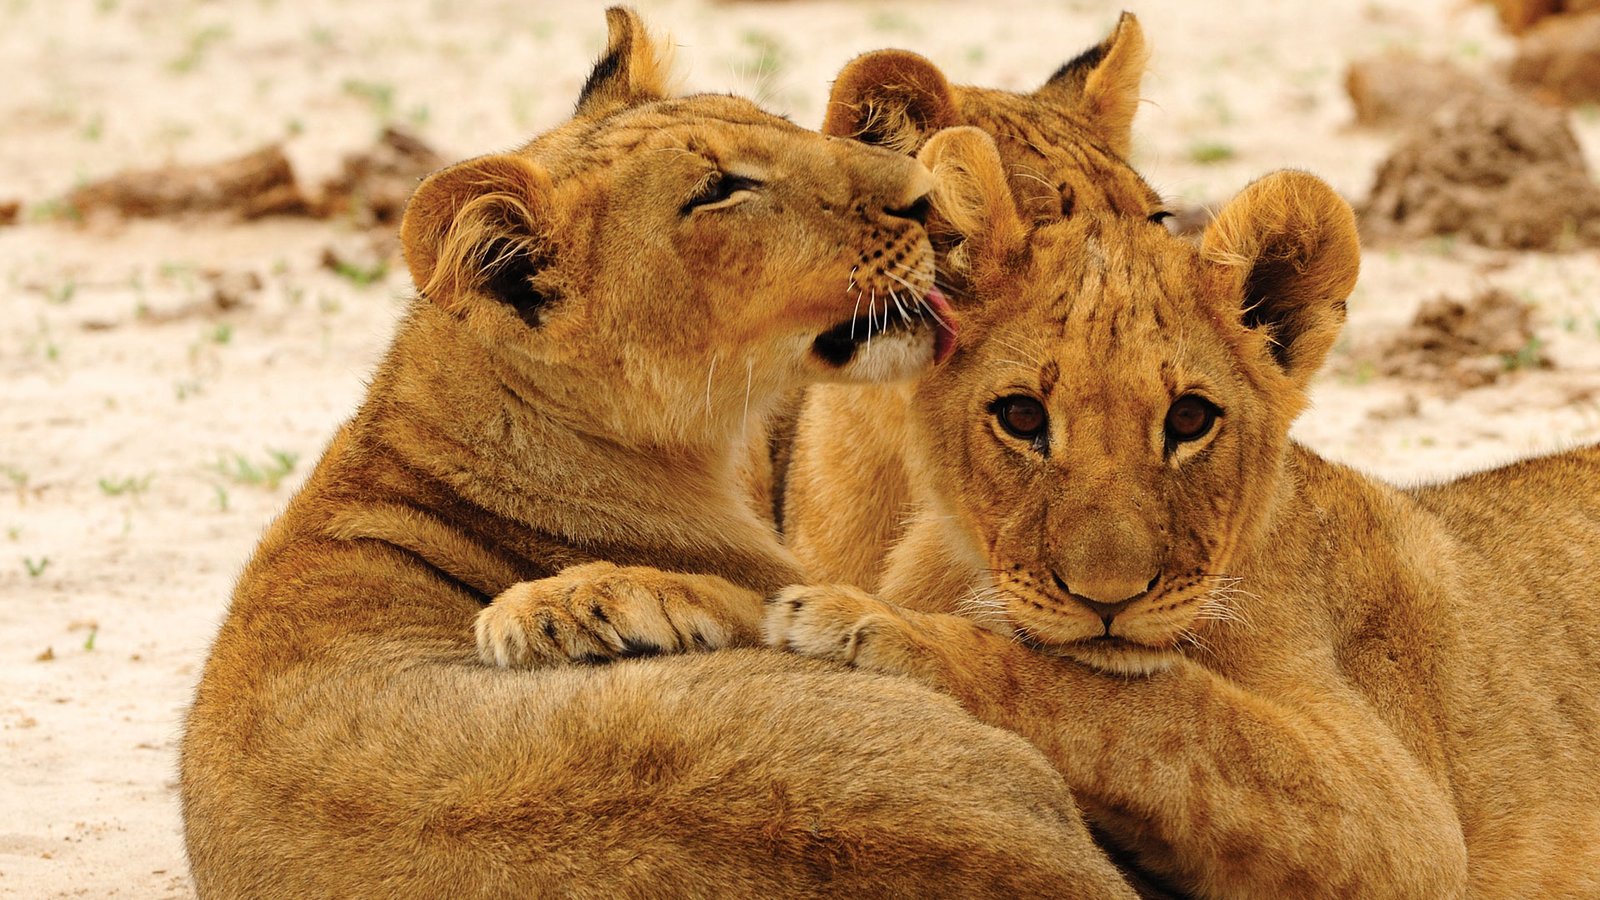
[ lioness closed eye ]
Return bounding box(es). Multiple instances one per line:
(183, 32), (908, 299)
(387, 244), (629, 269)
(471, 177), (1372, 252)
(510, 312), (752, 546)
(768, 128), (1600, 899)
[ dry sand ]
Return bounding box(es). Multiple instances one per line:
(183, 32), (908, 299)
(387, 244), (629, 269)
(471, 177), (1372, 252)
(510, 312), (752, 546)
(4, 0), (1599, 896)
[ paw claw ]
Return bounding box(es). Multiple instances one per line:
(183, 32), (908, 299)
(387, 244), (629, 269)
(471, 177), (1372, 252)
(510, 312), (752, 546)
(619, 637), (662, 658)
(474, 563), (747, 669)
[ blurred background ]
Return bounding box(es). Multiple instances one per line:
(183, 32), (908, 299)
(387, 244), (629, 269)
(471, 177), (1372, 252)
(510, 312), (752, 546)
(2, 1), (1598, 895)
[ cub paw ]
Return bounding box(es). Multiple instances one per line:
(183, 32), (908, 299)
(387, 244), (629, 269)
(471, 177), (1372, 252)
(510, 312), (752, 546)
(476, 562), (732, 669)
(763, 584), (926, 675)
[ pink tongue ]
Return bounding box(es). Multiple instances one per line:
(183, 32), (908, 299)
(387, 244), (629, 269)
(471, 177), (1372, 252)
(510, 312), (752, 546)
(928, 287), (958, 365)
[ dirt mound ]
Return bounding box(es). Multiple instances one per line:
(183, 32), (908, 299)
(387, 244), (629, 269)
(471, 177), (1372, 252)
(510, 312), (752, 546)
(61, 127), (443, 229)
(1361, 93), (1600, 250)
(1510, 12), (1600, 105)
(1360, 288), (1551, 391)
(1345, 53), (1495, 128)
(66, 145), (309, 221)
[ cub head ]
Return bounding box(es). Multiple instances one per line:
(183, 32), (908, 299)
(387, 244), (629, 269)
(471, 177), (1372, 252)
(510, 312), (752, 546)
(400, 7), (947, 447)
(910, 128), (1359, 676)
(824, 12), (1162, 233)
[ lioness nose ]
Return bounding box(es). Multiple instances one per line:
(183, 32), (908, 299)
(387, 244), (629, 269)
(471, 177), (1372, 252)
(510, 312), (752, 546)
(884, 163), (936, 221)
(885, 193), (931, 225)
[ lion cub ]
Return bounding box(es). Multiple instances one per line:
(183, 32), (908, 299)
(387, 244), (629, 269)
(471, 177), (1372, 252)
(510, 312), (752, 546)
(768, 128), (1600, 898)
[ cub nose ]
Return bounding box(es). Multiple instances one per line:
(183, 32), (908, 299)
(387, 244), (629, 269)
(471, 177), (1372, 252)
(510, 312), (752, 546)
(885, 192), (931, 225)
(1052, 571), (1160, 625)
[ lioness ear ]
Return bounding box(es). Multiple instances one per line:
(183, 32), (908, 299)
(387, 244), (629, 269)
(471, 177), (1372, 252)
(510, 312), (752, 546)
(917, 127), (1027, 278)
(574, 6), (674, 119)
(401, 153), (559, 327)
(823, 50), (959, 154)
(1200, 170), (1360, 387)
(1034, 12), (1147, 158)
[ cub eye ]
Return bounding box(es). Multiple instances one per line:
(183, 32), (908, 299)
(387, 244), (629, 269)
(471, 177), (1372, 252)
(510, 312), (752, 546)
(1148, 210), (1175, 231)
(681, 173), (762, 214)
(1165, 394), (1219, 444)
(993, 395), (1048, 443)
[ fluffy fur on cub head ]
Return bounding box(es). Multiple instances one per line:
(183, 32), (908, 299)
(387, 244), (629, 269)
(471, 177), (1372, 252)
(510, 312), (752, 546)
(396, 8), (944, 452)
(824, 12), (1156, 228)
(903, 127), (1359, 675)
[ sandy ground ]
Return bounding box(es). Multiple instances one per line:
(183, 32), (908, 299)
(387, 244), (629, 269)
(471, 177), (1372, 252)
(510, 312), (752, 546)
(3, 0), (1599, 896)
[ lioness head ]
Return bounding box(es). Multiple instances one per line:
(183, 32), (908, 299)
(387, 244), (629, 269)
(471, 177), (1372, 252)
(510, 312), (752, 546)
(911, 128), (1360, 676)
(399, 8), (948, 447)
(824, 12), (1161, 233)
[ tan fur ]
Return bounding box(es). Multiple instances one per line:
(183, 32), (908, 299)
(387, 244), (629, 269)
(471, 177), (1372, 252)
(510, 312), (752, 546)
(785, 16), (1164, 591)
(179, 11), (1139, 897)
(767, 132), (1600, 898)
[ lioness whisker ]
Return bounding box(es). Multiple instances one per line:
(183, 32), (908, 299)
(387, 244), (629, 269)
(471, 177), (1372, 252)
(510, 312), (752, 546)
(704, 353), (718, 422)
(741, 357), (753, 439)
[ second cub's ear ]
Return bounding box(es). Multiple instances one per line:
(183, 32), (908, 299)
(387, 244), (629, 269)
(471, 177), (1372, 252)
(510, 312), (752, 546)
(823, 50), (959, 154)
(1034, 11), (1147, 157)
(917, 127), (1027, 279)
(1200, 170), (1360, 388)
(574, 6), (674, 119)
(401, 153), (560, 328)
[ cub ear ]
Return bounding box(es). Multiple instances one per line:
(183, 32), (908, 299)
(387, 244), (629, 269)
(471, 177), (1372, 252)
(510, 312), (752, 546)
(823, 50), (959, 154)
(574, 6), (674, 119)
(400, 153), (559, 327)
(1034, 11), (1147, 158)
(917, 127), (1027, 278)
(1200, 170), (1360, 387)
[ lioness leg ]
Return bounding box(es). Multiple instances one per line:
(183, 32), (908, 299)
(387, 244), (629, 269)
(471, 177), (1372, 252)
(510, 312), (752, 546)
(183, 648), (1139, 899)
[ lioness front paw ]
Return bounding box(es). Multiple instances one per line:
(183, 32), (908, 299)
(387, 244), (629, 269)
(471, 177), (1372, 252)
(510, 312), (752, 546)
(476, 562), (741, 668)
(763, 584), (932, 677)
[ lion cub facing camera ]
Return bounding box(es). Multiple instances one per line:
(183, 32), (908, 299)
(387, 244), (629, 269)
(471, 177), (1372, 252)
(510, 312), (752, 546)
(770, 128), (1600, 899)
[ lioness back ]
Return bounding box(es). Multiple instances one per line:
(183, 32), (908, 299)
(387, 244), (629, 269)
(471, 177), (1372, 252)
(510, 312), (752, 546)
(180, 9), (1134, 898)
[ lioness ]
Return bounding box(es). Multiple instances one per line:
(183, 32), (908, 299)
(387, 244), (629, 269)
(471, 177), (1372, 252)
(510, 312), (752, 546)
(180, 10), (1137, 898)
(783, 13), (1164, 590)
(767, 128), (1600, 897)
